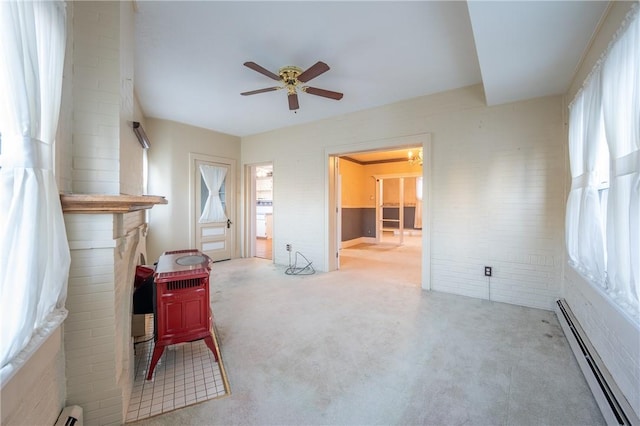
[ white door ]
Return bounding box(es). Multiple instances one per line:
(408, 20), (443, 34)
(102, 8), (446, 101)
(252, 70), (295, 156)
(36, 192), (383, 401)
(193, 157), (235, 262)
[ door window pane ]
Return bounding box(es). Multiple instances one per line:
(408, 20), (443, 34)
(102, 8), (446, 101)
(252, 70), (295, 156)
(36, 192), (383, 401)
(219, 178), (226, 213)
(200, 175), (207, 214)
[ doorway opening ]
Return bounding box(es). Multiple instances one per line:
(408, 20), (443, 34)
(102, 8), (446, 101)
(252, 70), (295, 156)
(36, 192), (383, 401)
(326, 134), (431, 289)
(255, 164), (273, 259)
(245, 163), (273, 260)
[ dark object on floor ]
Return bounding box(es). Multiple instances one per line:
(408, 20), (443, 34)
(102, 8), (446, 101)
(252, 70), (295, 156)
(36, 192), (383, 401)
(133, 265), (155, 314)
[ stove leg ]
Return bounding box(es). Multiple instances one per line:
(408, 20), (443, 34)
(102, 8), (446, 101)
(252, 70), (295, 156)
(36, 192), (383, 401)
(204, 334), (219, 362)
(146, 343), (165, 380)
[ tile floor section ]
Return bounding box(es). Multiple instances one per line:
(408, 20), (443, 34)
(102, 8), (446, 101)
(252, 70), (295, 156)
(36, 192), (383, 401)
(126, 317), (228, 422)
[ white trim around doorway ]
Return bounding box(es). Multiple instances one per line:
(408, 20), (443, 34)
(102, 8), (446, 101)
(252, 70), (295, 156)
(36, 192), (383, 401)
(243, 162), (274, 260)
(324, 133), (432, 291)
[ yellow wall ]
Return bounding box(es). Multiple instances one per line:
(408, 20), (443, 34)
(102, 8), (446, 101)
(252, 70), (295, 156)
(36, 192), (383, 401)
(339, 159), (367, 207)
(340, 159), (421, 208)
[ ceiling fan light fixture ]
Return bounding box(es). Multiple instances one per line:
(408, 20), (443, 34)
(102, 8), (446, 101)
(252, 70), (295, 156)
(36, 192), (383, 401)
(242, 61), (343, 111)
(278, 65), (303, 81)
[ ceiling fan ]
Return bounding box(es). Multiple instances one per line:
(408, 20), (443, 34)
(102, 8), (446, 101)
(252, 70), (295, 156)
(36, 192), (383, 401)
(241, 61), (343, 111)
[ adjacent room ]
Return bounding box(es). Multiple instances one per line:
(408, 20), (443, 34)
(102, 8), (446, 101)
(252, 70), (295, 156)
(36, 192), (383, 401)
(1, 1), (638, 425)
(336, 149), (424, 285)
(254, 164), (273, 260)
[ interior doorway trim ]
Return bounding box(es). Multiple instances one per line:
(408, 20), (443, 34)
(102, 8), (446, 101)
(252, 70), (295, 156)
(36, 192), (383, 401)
(243, 162), (274, 260)
(243, 164), (257, 258)
(325, 133), (432, 290)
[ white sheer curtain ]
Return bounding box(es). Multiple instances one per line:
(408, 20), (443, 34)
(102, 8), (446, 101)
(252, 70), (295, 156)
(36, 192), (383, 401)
(0, 0), (70, 372)
(566, 70), (607, 286)
(601, 5), (640, 314)
(414, 177), (423, 229)
(199, 164), (228, 223)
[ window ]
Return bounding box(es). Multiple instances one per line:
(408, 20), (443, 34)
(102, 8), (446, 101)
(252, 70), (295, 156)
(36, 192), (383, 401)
(566, 4), (639, 323)
(0, 0), (70, 377)
(595, 135), (609, 248)
(198, 163), (228, 223)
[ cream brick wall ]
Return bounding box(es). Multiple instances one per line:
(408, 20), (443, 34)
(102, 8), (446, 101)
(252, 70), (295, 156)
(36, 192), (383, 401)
(64, 214), (122, 425)
(565, 268), (640, 418)
(71, 1), (121, 195)
(431, 101), (565, 309)
(62, 2), (146, 424)
(114, 211), (147, 413)
(0, 328), (66, 426)
(242, 85), (565, 311)
(63, 211), (147, 425)
(119, 1), (144, 196)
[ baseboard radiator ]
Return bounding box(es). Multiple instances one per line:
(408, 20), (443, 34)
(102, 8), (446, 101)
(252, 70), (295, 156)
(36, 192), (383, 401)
(54, 405), (83, 426)
(556, 299), (638, 425)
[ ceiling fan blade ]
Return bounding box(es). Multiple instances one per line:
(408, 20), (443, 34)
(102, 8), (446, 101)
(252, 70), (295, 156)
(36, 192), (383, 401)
(303, 86), (344, 100)
(288, 93), (299, 110)
(243, 62), (280, 81)
(241, 87), (281, 96)
(297, 61), (330, 83)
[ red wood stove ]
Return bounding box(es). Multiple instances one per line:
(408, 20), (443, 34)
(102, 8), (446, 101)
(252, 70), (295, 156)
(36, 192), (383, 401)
(146, 249), (220, 380)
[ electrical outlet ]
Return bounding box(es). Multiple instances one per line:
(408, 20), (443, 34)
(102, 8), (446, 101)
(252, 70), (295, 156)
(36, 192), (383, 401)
(484, 266), (492, 277)
(286, 244), (292, 252)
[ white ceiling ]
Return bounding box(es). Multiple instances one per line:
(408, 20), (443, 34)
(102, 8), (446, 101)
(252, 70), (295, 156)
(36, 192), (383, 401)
(134, 1), (608, 138)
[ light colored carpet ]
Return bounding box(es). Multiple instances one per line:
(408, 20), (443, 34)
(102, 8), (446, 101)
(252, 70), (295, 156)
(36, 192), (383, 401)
(130, 243), (604, 425)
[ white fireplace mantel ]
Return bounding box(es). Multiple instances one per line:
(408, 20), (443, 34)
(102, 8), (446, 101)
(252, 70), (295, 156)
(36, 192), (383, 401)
(61, 194), (167, 423)
(60, 193), (167, 214)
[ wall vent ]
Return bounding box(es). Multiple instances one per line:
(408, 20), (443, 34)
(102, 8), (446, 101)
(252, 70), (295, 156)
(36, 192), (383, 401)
(556, 299), (638, 425)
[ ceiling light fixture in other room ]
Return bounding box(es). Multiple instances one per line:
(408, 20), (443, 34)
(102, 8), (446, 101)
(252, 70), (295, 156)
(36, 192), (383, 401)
(408, 148), (423, 166)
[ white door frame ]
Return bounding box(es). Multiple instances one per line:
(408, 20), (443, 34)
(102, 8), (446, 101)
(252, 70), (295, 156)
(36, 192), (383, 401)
(243, 162), (274, 260)
(328, 155), (340, 268)
(325, 133), (432, 290)
(189, 152), (236, 260)
(336, 162), (342, 269)
(244, 164), (257, 258)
